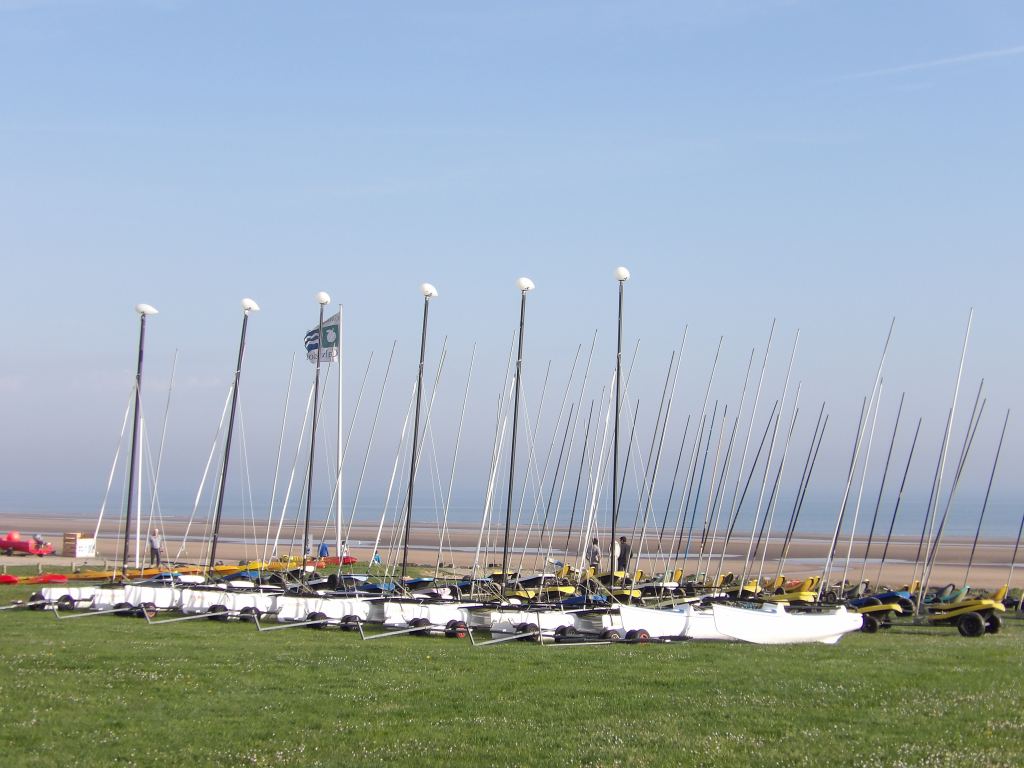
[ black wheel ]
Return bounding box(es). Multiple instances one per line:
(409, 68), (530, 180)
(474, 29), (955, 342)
(863, 597), (882, 607)
(56, 595), (75, 612)
(518, 622), (539, 641)
(634, 629), (651, 643)
(985, 613), (1003, 635)
(774, 587), (785, 595)
(554, 625), (579, 640)
(207, 604), (229, 621)
(897, 597), (915, 613)
(140, 602), (157, 619)
(957, 611), (985, 638)
(238, 606), (261, 623)
(341, 614), (359, 631)
(5, 548), (13, 556)
(861, 614), (880, 633)
(411, 617), (431, 636)
(624, 629), (638, 641)
(602, 629), (622, 641)
(824, 590), (838, 604)
(113, 602), (134, 617)
(28, 592), (46, 610)
(445, 620), (468, 639)
(306, 611), (328, 628)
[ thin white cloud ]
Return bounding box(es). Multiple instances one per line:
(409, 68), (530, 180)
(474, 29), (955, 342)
(846, 44), (1024, 80)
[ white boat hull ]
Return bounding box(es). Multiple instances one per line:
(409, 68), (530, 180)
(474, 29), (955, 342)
(711, 603), (862, 645)
(125, 584), (183, 611)
(617, 604), (731, 640)
(481, 607), (582, 637)
(89, 586), (128, 610)
(274, 594), (375, 623)
(380, 599), (479, 629)
(39, 585), (100, 607)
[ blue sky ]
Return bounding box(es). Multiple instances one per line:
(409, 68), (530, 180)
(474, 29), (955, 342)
(1, 2), (1022, 539)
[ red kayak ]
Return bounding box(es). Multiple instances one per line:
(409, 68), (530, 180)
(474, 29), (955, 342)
(315, 556), (359, 567)
(20, 574), (68, 585)
(0, 574), (19, 585)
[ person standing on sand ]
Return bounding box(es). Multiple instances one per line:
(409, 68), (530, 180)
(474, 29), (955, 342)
(148, 529), (162, 567)
(617, 536), (632, 574)
(586, 537), (601, 571)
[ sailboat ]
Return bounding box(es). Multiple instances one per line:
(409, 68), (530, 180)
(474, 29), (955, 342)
(39, 303), (161, 614)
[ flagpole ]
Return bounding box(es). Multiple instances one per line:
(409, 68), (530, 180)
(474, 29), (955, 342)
(207, 298), (260, 574)
(304, 291), (331, 587)
(122, 303), (158, 580)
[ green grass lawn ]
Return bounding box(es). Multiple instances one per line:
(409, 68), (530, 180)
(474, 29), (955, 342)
(0, 570), (1022, 768)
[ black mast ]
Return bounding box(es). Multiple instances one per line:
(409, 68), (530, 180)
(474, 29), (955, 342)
(610, 267), (629, 576)
(303, 292), (330, 586)
(121, 303), (157, 579)
(401, 283), (437, 582)
(502, 277), (533, 586)
(207, 299), (259, 574)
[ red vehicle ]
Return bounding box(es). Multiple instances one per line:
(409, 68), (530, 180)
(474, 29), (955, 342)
(1, 531), (55, 557)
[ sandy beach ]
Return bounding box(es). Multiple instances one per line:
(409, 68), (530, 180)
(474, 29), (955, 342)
(1, 512), (1019, 592)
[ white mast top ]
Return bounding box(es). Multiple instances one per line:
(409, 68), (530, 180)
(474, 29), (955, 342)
(614, 266), (631, 282)
(135, 303), (159, 316)
(421, 282), (438, 298)
(516, 277), (535, 292)
(315, 291), (331, 305)
(241, 298), (260, 313)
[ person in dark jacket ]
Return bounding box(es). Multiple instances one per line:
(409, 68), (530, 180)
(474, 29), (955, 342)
(586, 537), (601, 571)
(616, 536), (632, 573)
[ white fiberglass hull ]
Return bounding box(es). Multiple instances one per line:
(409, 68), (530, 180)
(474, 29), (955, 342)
(274, 594), (375, 623)
(617, 604), (732, 641)
(39, 585), (100, 607)
(483, 608), (582, 637)
(124, 584), (183, 611)
(89, 586), (128, 610)
(710, 603), (862, 645)
(380, 599), (480, 629)
(177, 587), (283, 616)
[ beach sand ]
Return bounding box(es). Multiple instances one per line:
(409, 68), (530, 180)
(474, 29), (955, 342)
(1, 512), (1019, 592)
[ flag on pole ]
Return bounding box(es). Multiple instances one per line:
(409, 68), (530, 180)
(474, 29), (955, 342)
(305, 311), (340, 363)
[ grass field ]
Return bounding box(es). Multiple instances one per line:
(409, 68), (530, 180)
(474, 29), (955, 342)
(1, 567), (1022, 768)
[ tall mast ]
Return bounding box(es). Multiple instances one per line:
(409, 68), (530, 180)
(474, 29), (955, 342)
(610, 266), (630, 574)
(207, 298), (260, 574)
(401, 283), (437, 581)
(964, 409), (1010, 584)
(913, 309), (972, 614)
(342, 303), (350, 573)
(303, 291), (331, 586)
(121, 303), (158, 579)
(502, 277), (534, 585)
